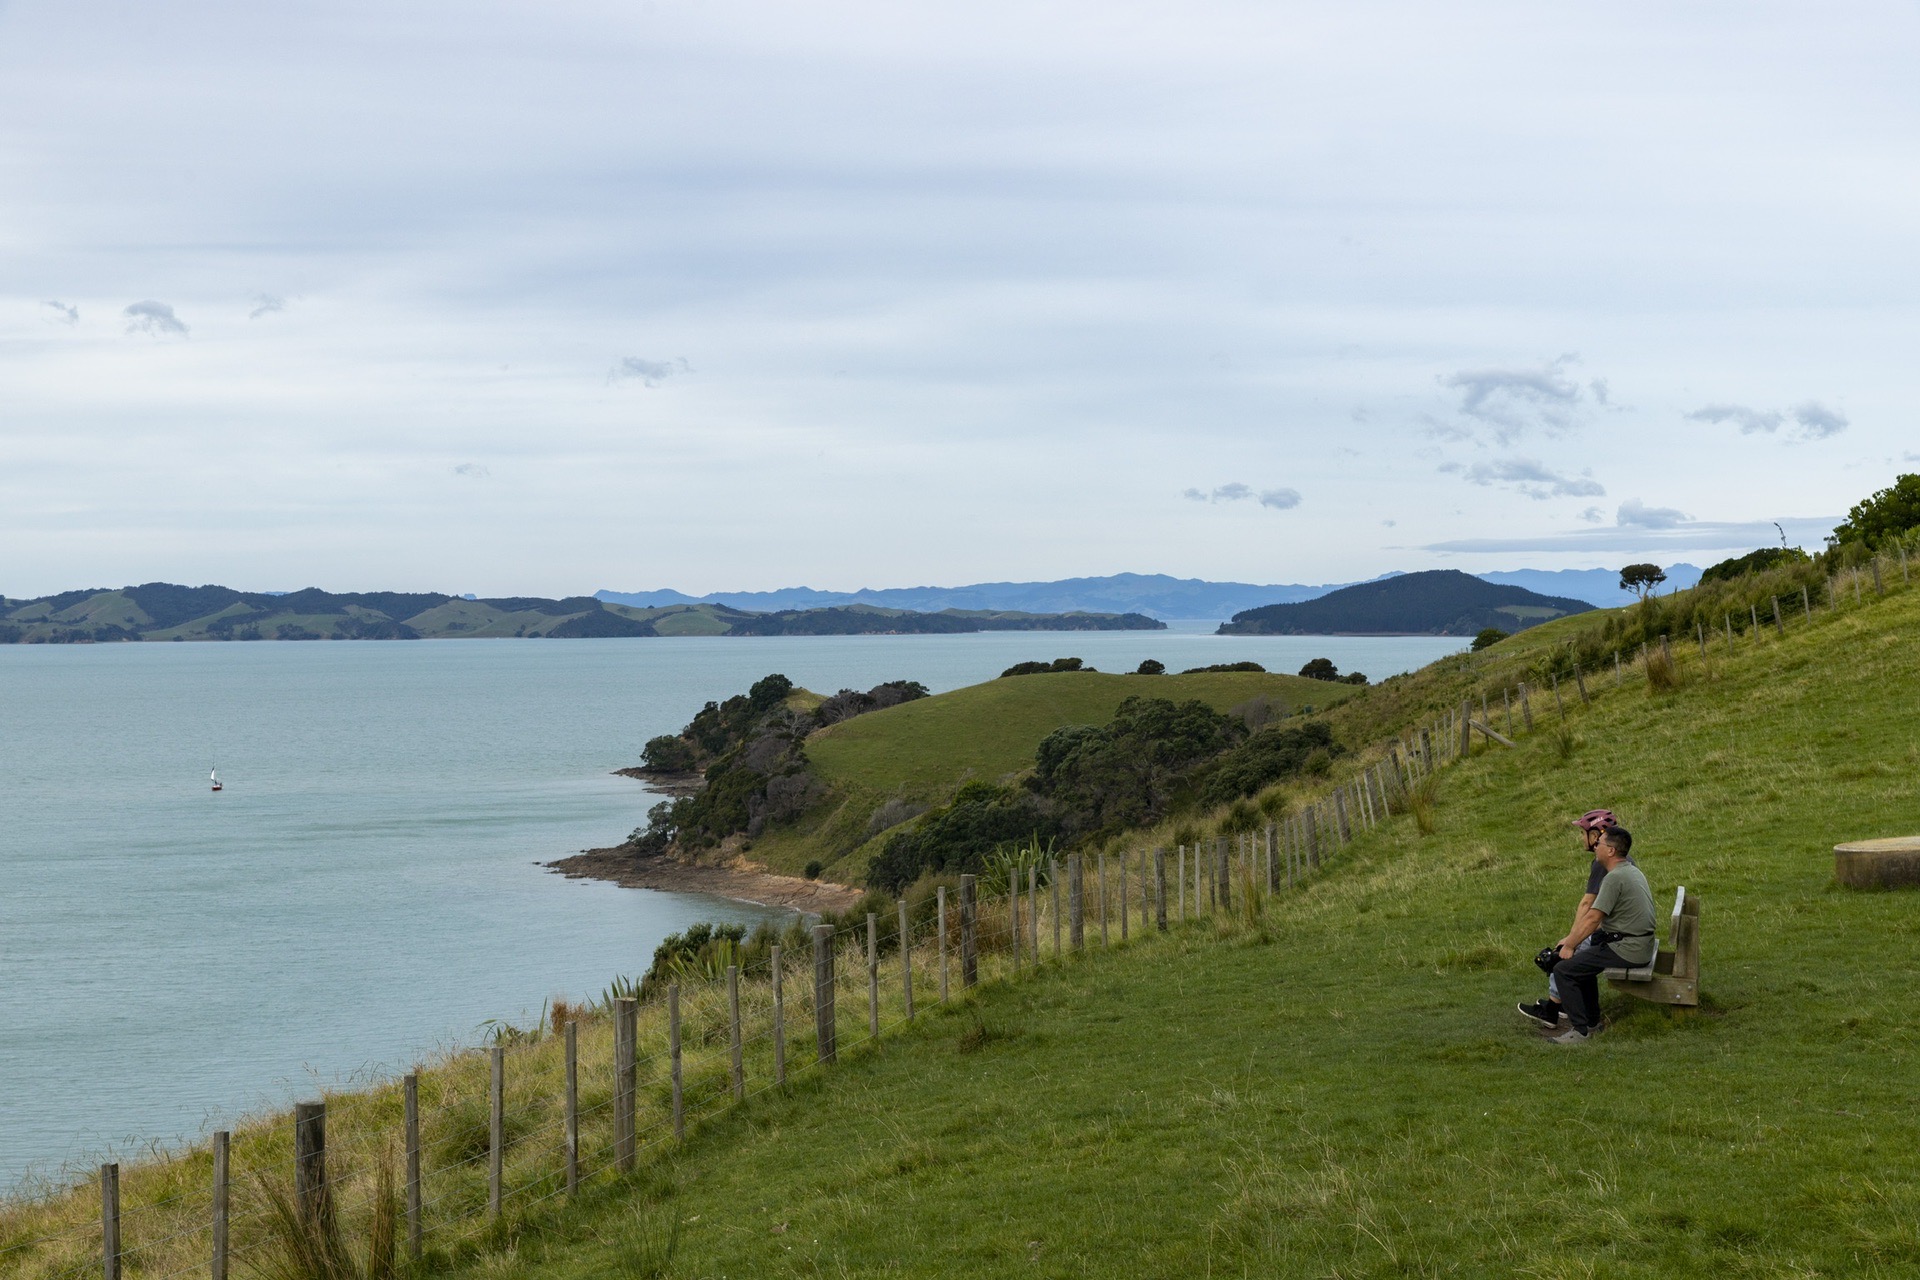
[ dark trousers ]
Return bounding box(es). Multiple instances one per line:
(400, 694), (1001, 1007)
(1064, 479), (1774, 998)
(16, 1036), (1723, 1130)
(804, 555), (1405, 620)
(1551, 941), (1631, 1031)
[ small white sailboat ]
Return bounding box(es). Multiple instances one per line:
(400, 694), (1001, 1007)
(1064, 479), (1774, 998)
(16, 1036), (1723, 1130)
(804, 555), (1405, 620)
(210, 766), (223, 793)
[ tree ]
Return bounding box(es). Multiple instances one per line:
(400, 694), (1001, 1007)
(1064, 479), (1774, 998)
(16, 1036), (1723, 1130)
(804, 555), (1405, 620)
(1471, 627), (1509, 651)
(1618, 564), (1666, 601)
(1134, 658), (1165, 675)
(1298, 657), (1339, 682)
(1830, 473), (1920, 550)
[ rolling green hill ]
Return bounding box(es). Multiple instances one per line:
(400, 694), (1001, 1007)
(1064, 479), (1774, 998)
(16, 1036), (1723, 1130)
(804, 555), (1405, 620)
(748, 669), (1359, 879)
(0, 583), (1160, 643)
(1219, 567), (1592, 636)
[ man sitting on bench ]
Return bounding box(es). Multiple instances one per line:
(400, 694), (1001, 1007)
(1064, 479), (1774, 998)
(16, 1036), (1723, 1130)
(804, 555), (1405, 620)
(1519, 807), (1623, 1028)
(1547, 827), (1656, 1043)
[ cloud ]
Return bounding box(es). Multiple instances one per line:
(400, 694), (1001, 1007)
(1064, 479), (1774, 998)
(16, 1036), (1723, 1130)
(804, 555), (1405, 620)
(452, 462), (491, 478)
(1422, 515), (1838, 555)
(42, 300), (79, 325)
(1440, 356), (1584, 441)
(124, 300), (188, 337)
(1790, 401), (1847, 438)
(1578, 506), (1604, 523)
(1617, 498), (1691, 528)
(1588, 378), (1611, 406)
(249, 293), (285, 320)
(1685, 403), (1784, 434)
(1440, 456), (1605, 500)
(609, 355), (691, 387)
(1687, 399), (1848, 441)
(1184, 482), (1301, 510)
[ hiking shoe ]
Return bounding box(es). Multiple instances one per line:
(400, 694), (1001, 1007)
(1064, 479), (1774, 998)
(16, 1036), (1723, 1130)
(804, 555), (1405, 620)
(1516, 1000), (1564, 1028)
(1550, 1026), (1594, 1044)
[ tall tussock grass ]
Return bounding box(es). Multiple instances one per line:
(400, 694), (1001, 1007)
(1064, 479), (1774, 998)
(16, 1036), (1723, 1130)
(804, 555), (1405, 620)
(1407, 775), (1438, 836)
(245, 1149), (397, 1280)
(1645, 645), (1682, 693)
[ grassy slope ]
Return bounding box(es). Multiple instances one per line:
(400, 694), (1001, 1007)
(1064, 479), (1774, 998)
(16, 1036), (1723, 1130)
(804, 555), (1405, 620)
(749, 671), (1357, 878)
(457, 583), (1920, 1278)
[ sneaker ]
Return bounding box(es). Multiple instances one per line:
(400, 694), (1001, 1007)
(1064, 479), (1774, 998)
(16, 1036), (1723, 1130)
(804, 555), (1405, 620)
(1550, 1026), (1594, 1044)
(1516, 1000), (1564, 1028)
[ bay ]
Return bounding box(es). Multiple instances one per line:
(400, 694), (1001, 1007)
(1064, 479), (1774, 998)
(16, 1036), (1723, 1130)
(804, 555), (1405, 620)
(0, 625), (1460, 1192)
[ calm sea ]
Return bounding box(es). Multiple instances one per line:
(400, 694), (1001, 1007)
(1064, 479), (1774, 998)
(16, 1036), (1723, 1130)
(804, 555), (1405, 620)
(0, 626), (1460, 1192)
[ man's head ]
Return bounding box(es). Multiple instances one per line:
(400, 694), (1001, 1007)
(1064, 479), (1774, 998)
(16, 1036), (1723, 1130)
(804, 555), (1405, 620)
(1574, 808), (1617, 852)
(1598, 826), (1633, 864)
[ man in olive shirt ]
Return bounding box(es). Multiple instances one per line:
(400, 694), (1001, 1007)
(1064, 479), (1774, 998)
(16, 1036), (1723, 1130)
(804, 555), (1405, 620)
(1548, 827), (1657, 1042)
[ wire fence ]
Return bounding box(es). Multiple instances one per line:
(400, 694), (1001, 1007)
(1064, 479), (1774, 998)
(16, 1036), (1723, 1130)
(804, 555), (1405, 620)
(8, 536), (1912, 1279)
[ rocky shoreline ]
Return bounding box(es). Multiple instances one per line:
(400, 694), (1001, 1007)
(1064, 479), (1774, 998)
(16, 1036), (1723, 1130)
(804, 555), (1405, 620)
(544, 845), (864, 914)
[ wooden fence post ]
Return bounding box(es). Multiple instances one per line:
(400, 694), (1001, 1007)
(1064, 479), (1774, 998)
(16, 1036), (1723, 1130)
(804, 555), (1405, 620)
(1573, 666), (1589, 705)
(1853, 568), (1863, 604)
(1098, 852), (1110, 945)
(405, 1072), (423, 1246)
(866, 913), (880, 1038)
(772, 944), (787, 1085)
(1458, 700), (1472, 755)
(1519, 683), (1533, 731)
(488, 1047), (504, 1220)
(614, 999), (636, 1171)
(563, 1026), (578, 1198)
(1662, 634), (1673, 666)
(668, 983), (684, 1141)
(1137, 851), (1149, 932)
(1215, 838), (1231, 912)
(1750, 603), (1760, 635)
(1265, 823), (1277, 891)
(1050, 859), (1062, 956)
(1551, 673), (1566, 720)
(1119, 852), (1129, 940)
(1029, 865), (1040, 958)
(728, 964), (745, 1102)
(100, 1164), (120, 1280)
(1873, 559), (1885, 593)
(1177, 845), (1186, 921)
(1334, 790), (1351, 843)
(1307, 808), (1322, 867)
(1009, 871), (1021, 970)
(1420, 727), (1433, 770)
(814, 924), (837, 1062)
(212, 1131), (230, 1280)
(1802, 584), (1812, 619)
(898, 899), (914, 1019)
(1154, 847), (1169, 929)
(1695, 622), (1706, 658)
(1069, 855), (1085, 950)
(1773, 597), (1785, 637)
(294, 1101), (329, 1233)
(936, 888), (948, 1001)
(1725, 613), (1734, 650)
(959, 876), (978, 989)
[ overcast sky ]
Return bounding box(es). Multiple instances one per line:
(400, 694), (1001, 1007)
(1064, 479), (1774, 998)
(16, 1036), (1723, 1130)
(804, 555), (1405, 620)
(4, 1), (1916, 597)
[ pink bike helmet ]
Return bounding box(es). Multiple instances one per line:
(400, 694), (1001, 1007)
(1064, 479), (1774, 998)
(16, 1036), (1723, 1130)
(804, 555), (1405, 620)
(1573, 809), (1618, 831)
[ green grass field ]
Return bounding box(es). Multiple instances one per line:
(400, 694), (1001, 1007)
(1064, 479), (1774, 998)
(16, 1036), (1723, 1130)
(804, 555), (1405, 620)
(432, 575), (1920, 1278)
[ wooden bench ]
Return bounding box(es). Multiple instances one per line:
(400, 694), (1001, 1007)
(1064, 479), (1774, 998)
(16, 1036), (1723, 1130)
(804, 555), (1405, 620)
(1603, 886), (1699, 1007)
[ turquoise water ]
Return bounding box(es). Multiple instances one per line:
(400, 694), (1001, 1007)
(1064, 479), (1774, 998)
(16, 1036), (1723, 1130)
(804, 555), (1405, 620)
(0, 628), (1460, 1192)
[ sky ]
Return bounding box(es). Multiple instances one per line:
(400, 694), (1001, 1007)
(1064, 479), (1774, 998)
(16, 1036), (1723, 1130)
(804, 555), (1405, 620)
(4, 0), (1917, 598)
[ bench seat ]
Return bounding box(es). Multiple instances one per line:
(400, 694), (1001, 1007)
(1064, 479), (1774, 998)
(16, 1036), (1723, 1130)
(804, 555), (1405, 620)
(1603, 885), (1699, 1007)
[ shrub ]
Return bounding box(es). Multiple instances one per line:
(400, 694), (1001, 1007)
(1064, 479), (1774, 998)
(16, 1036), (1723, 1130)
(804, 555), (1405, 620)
(1001, 657), (1089, 677)
(865, 782), (1066, 892)
(1134, 658), (1165, 675)
(1471, 627), (1509, 651)
(803, 860), (823, 879)
(1029, 697), (1245, 836)
(1179, 661), (1265, 674)
(1699, 546), (1811, 585)
(1299, 657), (1340, 681)
(1830, 472), (1920, 550)
(1198, 721), (1340, 808)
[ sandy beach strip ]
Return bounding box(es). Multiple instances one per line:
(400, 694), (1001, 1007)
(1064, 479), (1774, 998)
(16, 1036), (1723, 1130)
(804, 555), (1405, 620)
(544, 846), (865, 914)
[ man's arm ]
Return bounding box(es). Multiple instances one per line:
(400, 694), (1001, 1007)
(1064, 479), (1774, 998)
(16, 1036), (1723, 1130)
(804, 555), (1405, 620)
(1559, 893), (1597, 948)
(1558, 905), (1607, 959)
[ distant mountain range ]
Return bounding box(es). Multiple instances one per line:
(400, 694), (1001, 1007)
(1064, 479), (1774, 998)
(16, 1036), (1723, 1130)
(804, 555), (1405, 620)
(1218, 570), (1594, 637)
(0, 584), (1161, 644)
(600, 566), (1704, 620)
